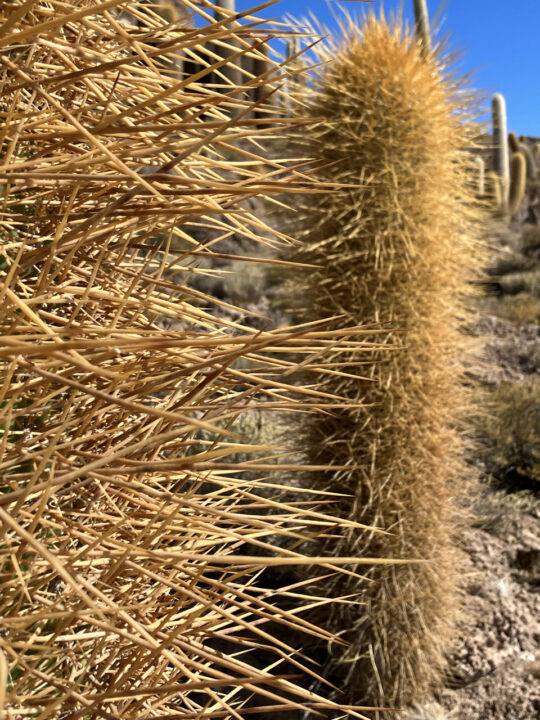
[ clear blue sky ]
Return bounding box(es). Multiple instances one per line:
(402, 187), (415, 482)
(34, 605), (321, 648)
(230, 0), (539, 137)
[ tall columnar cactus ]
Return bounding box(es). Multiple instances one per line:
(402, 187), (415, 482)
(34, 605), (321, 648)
(0, 2), (381, 718)
(413, 0), (431, 55)
(492, 93), (510, 206)
(518, 141), (537, 181)
(508, 151), (527, 216)
(287, 13), (482, 710)
(474, 156), (486, 196)
(490, 96), (529, 217)
(213, 0), (242, 87)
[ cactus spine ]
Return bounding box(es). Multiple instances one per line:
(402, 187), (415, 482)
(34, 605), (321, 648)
(287, 13), (482, 710)
(413, 0), (432, 55)
(1, 4), (382, 717)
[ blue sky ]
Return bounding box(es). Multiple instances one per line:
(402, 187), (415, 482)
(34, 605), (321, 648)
(230, 0), (540, 137)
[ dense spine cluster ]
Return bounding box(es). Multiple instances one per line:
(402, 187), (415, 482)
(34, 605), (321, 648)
(0, 2), (378, 718)
(287, 13), (482, 710)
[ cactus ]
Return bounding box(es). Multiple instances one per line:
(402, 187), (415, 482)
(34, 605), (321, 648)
(0, 2), (381, 717)
(491, 96), (529, 218)
(492, 93), (510, 208)
(486, 170), (504, 211)
(473, 156), (486, 196)
(413, 0), (432, 55)
(508, 130), (521, 153)
(510, 132), (537, 178)
(519, 141), (537, 180)
(252, 44), (278, 123)
(508, 151), (527, 215)
(286, 13), (482, 710)
(285, 36), (306, 103)
(213, 0), (242, 87)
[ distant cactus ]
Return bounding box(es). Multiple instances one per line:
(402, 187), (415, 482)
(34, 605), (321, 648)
(285, 35), (306, 103)
(413, 0), (432, 55)
(492, 93), (510, 202)
(519, 141), (538, 180)
(508, 130), (520, 154)
(287, 12), (482, 711)
(508, 151), (527, 215)
(252, 44), (277, 120)
(491, 95), (529, 218)
(213, 0), (242, 87)
(486, 170), (503, 211)
(474, 156), (486, 196)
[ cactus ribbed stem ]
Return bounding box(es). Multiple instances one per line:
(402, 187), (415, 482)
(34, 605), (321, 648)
(413, 0), (431, 55)
(213, 0), (242, 87)
(508, 151), (527, 216)
(492, 93), (510, 205)
(519, 142), (537, 180)
(473, 156), (485, 196)
(287, 14), (483, 709)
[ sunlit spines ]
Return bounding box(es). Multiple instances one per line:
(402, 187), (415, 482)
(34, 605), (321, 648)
(0, 2), (381, 718)
(284, 10), (484, 710)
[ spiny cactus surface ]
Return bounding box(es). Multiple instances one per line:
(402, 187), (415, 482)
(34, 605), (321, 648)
(0, 2), (383, 718)
(285, 11), (483, 711)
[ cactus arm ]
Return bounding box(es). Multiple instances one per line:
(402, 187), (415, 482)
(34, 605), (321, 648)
(519, 142), (537, 181)
(485, 170), (504, 214)
(508, 130), (520, 154)
(508, 151), (527, 216)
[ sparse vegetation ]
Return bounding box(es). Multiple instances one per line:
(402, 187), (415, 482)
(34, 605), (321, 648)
(483, 379), (540, 485)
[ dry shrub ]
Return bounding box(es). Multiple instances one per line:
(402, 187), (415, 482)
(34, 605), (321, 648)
(484, 379), (540, 484)
(0, 2), (383, 718)
(285, 11), (484, 710)
(501, 293), (540, 324)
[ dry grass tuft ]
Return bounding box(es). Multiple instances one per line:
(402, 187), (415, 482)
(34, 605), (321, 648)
(483, 379), (540, 484)
(283, 10), (485, 711)
(1, 2), (383, 718)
